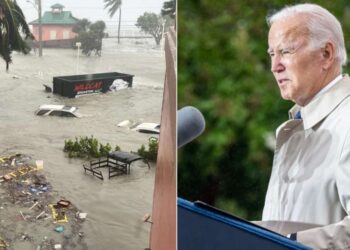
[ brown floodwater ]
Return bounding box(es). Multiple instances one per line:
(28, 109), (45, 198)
(0, 38), (164, 249)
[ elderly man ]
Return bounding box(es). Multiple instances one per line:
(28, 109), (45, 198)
(263, 3), (350, 249)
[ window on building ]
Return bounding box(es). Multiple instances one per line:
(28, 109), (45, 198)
(50, 30), (57, 40)
(63, 30), (69, 39)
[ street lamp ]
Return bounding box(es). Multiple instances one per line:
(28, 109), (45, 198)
(76, 42), (81, 74)
(27, 0), (42, 57)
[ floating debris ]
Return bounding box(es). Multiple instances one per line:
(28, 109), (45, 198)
(49, 204), (68, 223)
(77, 212), (88, 220)
(54, 226), (64, 233)
(0, 153), (87, 249)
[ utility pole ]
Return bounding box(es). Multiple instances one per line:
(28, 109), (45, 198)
(75, 42), (81, 74)
(38, 0), (43, 57)
(27, 0), (43, 56)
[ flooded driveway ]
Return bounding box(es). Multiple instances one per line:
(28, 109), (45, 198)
(0, 38), (164, 249)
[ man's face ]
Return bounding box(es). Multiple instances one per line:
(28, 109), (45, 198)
(268, 15), (326, 106)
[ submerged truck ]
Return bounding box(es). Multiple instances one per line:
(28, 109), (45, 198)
(53, 72), (134, 98)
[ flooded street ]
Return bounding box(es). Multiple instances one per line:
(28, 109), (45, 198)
(0, 38), (164, 249)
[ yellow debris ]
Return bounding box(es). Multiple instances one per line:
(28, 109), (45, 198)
(0, 237), (8, 248)
(35, 160), (44, 170)
(48, 204), (68, 223)
(4, 165), (43, 180)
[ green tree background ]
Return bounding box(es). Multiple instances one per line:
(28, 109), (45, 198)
(178, 0), (350, 219)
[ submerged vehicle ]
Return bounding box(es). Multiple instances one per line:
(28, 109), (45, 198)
(134, 123), (160, 134)
(35, 104), (82, 118)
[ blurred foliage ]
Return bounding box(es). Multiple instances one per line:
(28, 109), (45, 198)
(72, 18), (91, 34)
(137, 137), (159, 162)
(136, 12), (164, 45)
(178, 0), (350, 220)
(73, 20), (106, 56)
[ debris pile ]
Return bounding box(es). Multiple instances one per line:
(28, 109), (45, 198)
(0, 154), (88, 250)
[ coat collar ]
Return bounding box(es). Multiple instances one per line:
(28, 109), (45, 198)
(288, 74), (350, 130)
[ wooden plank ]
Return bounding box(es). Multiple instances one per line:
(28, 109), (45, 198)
(149, 26), (176, 250)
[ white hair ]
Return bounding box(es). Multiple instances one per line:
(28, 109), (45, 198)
(267, 3), (347, 66)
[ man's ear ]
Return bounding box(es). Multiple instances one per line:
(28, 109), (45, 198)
(322, 42), (336, 70)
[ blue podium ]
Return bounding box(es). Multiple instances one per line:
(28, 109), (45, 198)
(178, 198), (311, 250)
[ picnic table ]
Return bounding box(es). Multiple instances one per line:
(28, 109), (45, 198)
(83, 151), (150, 180)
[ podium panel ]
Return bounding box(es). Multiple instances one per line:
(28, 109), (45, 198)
(178, 198), (311, 250)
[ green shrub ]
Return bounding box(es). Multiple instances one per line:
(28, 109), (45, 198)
(137, 137), (159, 162)
(63, 136), (118, 159)
(64, 139), (74, 152)
(99, 143), (112, 157)
(64, 135), (158, 162)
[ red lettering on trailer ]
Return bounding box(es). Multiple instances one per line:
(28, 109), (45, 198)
(74, 81), (102, 92)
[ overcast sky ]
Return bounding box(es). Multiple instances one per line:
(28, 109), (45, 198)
(17, 0), (164, 32)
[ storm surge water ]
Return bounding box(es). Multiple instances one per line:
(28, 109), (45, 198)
(0, 38), (164, 249)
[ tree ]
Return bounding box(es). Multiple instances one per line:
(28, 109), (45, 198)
(0, 0), (34, 70)
(136, 12), (163, 46)
(104, 0), (122, 44)
(161, 0), (176, 19)
(90, 21), (106, 40)
(74, 20), (106, 56)
(72, 18), (90, 34)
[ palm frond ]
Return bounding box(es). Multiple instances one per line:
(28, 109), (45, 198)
(0, 0), (34, 70)
(104, 0), (122, 18)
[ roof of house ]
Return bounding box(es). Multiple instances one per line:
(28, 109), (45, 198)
(30, 4), (79, 25)
(51, 3), (65, 9)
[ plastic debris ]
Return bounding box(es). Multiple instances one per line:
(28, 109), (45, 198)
(21, 233), (29, 241)
(49, 204), (68, 223)
(54, 226), (64, 233)
(30, 187), (38, 193)
(142, 213), (152, 223)
(35, 160), (44, 170)
(0, 154), (86, 248)
(0, 238), (8, 248)
(77, 212), (88, 220)
(117, 119), (132, 127)
(110, 79), (129, 91)
(30, 201), (39, 210)
(20, 210), (26, 221)
(3, 165), (43, 180)
(29, 185), (48, 194)
(54, 244), (62, 249)
(3, 175), (12, 181)
(36, 211), (46, 220)
(57, 199), (70, 208)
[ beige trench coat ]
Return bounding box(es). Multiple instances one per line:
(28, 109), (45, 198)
(263, 75), (350, 249)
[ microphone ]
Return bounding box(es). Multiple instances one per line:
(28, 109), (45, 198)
(177, 106), (205, 148)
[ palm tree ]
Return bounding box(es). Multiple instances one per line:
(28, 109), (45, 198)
(104, 0), (122, 44)
(0, 0), (34, 70)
